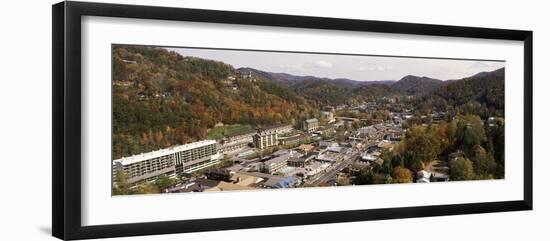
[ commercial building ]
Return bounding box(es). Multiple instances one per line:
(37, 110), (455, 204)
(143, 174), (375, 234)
(278, 133), (310, 146)
(263, 154), (290, 174)
(266, 123), (293, 134)
(205, 181), (256, 192)
(287, 156), (307, 168)
(253, 129), (278, 149)
(263, 176), (296, 189)
(240, 171), (296, 189)
(217, 130), (255, 153)
(302, 118), (319, 133)
(113, 140), (220, 184)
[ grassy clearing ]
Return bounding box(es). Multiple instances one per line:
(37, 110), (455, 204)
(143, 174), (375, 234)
(206, 124), (254, 140)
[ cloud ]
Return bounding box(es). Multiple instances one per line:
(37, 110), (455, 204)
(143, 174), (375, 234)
(357, 65), (393, 72)
(314, 60), (333, 68)
(279, 60), (334, 71)
(469, 61), (493, 69)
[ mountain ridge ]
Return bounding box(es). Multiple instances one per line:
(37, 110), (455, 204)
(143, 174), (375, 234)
(237, 67), (396, 88)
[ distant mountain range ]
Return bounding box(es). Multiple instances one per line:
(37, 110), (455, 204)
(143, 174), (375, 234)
(237, 67), (396, 89)
(237, 67), (503, 97)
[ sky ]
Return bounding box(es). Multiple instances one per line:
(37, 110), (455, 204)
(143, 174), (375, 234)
(166, 47), (505, 81)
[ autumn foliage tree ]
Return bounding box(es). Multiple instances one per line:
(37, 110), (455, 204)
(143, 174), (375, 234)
(449, 157), (474, 181)
(392, 166), (413, 183)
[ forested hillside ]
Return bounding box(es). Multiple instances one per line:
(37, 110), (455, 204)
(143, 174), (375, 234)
(416, 68), (505, 118)
(112, 46), (313, 159)
(436, 68), (504, 117)
(391, 75), (444, 95)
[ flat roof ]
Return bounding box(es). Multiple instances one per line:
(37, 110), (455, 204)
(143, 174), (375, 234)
(265, 154), (289, 165)
(113, 140), (217, 166)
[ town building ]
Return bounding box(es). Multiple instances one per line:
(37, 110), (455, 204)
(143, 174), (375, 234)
(253, 128), (278, 149)
(230, 172), (264, 186)
(204, 169), (232, 182)
(266, 123), (293, 134)
(112, 140), (220, 184)
(263, 153), (290, 174)
(303, 118), (320, 133)
(319, 141), (338, 150)
(416, 170), (432, 183)
(217, 130), (255, 153)
(167, 178), (220, 193)
(296, 144), (315, 154)
(278, 133), (310, 146)
(240, 171), (296, 188)
(338, 117), (359, 127)
(305, 162), (331, 177)
(321, 111), (335, 123)
(205, 181), (256, 192)
(263, 176), (296, 189)
(316, 151), (341, 163)
(287, 156), (307, 168)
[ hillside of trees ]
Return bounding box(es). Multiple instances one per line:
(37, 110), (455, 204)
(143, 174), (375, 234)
(391, 75), (444, 95)
(415, 68), (505, 118)
(112, 46), (313, 159)
(355, 114), (505, 184)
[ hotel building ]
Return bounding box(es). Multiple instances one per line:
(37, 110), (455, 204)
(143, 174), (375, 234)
(113, 140), (220, 184)
(217, 130), (255, 153)
(303, 118), (319, 133)
(253, 129), (278, 150)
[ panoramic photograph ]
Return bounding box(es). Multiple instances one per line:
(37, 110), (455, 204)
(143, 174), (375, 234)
(111, 44), (505, 196)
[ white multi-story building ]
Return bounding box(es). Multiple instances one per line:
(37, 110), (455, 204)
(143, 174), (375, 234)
(253, 129), (278, 150)
(113, 140), (220, 184)
(303, 118), (319, 133)
(217, 131), (255, 153)
(263, 155), (288, 174)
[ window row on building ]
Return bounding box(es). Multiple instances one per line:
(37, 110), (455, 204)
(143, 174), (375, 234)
(113, 140), (220, 184)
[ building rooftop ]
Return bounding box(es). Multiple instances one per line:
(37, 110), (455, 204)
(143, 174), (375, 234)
(327, 146), (344, 153)
(264, 176), (296, 188)
(281, 134), (309, 142)
(264, 154), (290, 166)
(305, 118), (319, 123)
(238, 171), (284, 180)
(230, 173), (264, 186)
(113, 140), (217, 166)
(205, 181), (256, 192)
(297, 144), (315, 152)
(263, 123), (292, 129)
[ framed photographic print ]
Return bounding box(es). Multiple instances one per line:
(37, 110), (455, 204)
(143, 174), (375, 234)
(52, 1), (533, 240)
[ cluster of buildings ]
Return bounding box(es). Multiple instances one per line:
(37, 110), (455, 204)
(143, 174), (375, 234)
(113, 140), (221, 185)
(113, 123), (301, 187)
(114, 99), (457, 191)
(168, 170), (298, 193)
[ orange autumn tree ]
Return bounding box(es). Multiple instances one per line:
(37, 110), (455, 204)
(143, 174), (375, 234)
(392, 166), (413, 183)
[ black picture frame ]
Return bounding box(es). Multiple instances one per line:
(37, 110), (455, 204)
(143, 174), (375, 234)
(52, 1), (533, 240)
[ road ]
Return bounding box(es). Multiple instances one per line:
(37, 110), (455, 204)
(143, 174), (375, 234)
(307, 152), (359, 186)
(305, 139), (382, 186)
